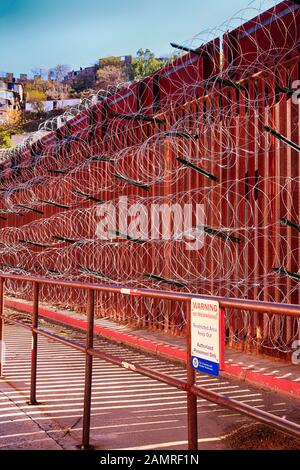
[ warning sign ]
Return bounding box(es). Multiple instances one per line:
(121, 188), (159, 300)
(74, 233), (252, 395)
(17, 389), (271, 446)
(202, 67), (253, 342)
(191, 298), (221, 377)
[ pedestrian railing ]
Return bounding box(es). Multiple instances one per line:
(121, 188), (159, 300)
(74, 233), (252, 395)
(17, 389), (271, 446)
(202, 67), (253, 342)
(0, 274), (299, 450)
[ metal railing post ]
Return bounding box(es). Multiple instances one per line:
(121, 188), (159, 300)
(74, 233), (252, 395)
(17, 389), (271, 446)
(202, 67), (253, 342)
(29, 281), (39, 405)
(219, 308), (226, 371)
(186, 300), (198, 450)
(82, 289), (95, 450)
(0, 278), (5, 377)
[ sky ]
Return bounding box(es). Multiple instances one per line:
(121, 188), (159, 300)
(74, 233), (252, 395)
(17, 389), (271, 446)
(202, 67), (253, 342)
(0, 0), (277, 77)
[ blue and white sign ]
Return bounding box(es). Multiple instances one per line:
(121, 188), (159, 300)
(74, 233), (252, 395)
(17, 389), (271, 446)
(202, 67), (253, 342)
(191, 298), (220, 377)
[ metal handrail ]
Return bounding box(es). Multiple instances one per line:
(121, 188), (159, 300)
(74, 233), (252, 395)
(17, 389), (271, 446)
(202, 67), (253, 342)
(0, 274), (299, 450)
(1, 273), (300, 317)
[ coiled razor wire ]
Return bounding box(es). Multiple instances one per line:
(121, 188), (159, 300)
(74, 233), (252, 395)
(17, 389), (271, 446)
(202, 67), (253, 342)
(0, 0), (299, 353)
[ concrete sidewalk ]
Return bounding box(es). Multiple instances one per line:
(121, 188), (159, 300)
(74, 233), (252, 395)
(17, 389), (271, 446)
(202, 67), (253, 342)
(4, 297), (300, 399)
(0, 379), (64, 450)
(1, 322), (299, 451)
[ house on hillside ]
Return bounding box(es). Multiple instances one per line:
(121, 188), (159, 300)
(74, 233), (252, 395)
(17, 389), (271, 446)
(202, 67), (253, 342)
(0, 75), (24, 124)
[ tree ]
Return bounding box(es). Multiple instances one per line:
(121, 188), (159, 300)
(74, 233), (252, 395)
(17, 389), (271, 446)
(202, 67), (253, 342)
(26, 89), (46, 115)
(99, 56), (123, 69)
(95, 56), (134, 92)
(26, 89), (47, 103)
(6, 109), (23, 133)
(25, 77), (49, 95)
(72, 75), (89, 94)
(51, 64), (70, 82)
(133, 49), (163, 79)
(96, 65), (128, 92)
(25, 66), (71, 101)
(49, 65), (70, 100)
(0, 127), (12, 148)
(46, 81), (70, 100)
(32, 101), (45, 115)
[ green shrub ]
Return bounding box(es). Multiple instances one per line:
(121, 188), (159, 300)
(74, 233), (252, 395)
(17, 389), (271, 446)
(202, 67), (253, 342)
(0, 127), (12, 148)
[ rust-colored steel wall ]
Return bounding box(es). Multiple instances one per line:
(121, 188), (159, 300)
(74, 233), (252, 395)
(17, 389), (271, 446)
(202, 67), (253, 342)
(0, 1), (299, 359)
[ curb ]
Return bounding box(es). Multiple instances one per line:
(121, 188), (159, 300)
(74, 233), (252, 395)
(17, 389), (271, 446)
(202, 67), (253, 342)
(4, 298), (300, 399)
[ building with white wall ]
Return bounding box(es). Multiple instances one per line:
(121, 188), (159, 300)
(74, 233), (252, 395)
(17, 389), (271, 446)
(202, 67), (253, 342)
(25, 98), (81, 113)
(0, 79), (23, 124)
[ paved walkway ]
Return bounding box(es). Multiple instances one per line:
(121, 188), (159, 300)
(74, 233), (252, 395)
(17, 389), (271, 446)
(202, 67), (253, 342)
(0, 378), (64, 450)
(1, 322), (299, 450)
(4, 297), (300, 398)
